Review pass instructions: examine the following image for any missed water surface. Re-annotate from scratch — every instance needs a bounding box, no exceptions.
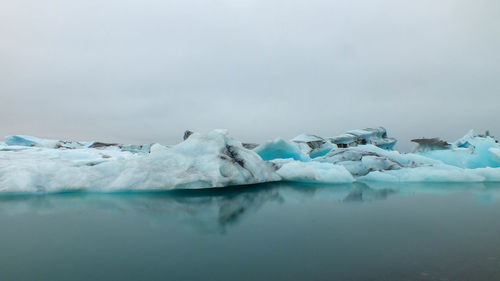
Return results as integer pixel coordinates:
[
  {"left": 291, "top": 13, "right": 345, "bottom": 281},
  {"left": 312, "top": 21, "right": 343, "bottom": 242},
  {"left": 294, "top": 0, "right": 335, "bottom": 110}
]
[{"left": 1, "top": 182, "right": 500, "bottom": 281}]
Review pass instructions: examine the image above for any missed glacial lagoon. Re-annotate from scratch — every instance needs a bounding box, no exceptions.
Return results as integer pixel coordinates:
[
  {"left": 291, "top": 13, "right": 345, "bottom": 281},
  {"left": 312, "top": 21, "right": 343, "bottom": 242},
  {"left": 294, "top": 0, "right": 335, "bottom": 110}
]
[{"left": 1, "top": 182, "right": 500, "bottom": 281}]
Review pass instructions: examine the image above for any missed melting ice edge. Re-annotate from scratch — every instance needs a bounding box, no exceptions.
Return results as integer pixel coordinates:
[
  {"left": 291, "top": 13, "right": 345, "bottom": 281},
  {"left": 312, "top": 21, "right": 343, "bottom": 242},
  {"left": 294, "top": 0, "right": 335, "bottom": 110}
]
[{"left": 1, "top": 127, "right": 500, "bottom": 192}]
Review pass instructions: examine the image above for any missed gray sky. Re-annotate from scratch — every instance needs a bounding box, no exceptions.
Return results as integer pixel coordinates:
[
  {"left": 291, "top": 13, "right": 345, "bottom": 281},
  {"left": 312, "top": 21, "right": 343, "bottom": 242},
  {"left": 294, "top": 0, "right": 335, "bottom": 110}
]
[{"left": 1, "top": 0, "right": 499, "bottom": 150}]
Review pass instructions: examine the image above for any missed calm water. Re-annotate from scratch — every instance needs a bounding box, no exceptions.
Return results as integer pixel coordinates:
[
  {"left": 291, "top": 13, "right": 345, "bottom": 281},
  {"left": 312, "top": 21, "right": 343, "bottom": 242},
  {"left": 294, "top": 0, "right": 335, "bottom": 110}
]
[{"left": 1, "top": 182, "right": 500, "bottom": 281}]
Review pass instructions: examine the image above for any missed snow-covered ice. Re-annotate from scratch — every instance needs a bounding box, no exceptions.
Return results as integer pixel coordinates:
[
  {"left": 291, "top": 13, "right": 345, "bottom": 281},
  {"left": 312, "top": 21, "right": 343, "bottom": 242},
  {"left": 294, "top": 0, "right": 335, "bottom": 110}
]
[
  {"left": 1, "top": 128, "right": 500, "bottom": 192},
  {"left": 0, "top": 130, "right": 280, "bottom": 192}
]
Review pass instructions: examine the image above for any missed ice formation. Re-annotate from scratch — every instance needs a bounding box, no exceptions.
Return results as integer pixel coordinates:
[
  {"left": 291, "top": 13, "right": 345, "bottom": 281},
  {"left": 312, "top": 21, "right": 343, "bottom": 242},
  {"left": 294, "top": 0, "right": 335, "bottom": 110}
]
[
  {"left": 1, "top": 127, "right": 500, "bottom": 192},
  {"left": 0, "top": 130, "right": 279, "bottom": 192}
]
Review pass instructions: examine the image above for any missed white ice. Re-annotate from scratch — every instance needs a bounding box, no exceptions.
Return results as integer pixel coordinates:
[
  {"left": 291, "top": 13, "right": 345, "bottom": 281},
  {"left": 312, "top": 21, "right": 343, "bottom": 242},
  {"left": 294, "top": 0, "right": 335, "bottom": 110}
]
[
  {"left": 272, "top": 159, "right": 354, "bottom": 184},
  {"left": 0, "top": 130, "right": 280, "bottom": 192},
  {"left": 1, "top": 129, "right": 500, "bottom": 192}
]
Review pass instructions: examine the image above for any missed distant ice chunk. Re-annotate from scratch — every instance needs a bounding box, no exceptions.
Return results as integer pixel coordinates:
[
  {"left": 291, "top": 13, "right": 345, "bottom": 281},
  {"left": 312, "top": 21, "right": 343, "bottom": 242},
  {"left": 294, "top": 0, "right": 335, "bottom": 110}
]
[
  {"left": 330, "top": 127, "right": 397, "bottom": 150},
  {"left": 5, "top": 135, "right": 62, "bottom": 148},
  {"left": 418, "top": 132, "right": 500, "bottom": 168},
  {"left": 411, "top": 138, "right": 451, "bottom": 152},
  {"left": 4, "top": 135, "right": 152, "bottom": 153},
  {"left": 455, "top": 130, "right": 478, "bottom": 148}
]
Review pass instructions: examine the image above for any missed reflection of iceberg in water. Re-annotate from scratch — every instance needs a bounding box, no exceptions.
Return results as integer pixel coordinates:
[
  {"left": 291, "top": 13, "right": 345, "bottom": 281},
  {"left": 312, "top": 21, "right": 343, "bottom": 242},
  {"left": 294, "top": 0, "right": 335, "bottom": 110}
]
[
  {"left": 2, "top": 182, "right": 500, "bottom": 233},
  {"left": 168, "top": 185, "right": 285, "bottom": 229},
  {"left": 362, "top": 181, "right": 500, "bottom": 206},
  {"left": 0, "top": 185, "right": 285, "bottom": 233},
  {"left": 216, "top": 188, "right": 282, "bottom": 226},
  {"left": 343, "top": 184, "right": 396, "bottom": 202}
]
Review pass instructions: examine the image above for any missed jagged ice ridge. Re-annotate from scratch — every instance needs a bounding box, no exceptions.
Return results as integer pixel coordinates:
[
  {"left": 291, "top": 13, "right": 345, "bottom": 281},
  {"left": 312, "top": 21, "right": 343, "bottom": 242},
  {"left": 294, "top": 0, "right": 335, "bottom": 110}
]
[{"left": 1, "top": 127, "right": 500, "bottom": 192}]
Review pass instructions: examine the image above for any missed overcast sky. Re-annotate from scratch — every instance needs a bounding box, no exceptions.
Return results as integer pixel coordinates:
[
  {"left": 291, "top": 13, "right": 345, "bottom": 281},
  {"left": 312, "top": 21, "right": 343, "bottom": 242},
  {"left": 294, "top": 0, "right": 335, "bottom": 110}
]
[{"left": 1, "top": 0, "right": 499, "bottom": 150}]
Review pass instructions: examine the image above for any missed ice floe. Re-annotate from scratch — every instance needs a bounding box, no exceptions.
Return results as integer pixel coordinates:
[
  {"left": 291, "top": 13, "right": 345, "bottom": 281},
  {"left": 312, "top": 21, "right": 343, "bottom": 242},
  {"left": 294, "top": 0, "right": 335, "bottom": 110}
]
[{"left": 1, "top": 127, "right": 500, "bottom": 192}]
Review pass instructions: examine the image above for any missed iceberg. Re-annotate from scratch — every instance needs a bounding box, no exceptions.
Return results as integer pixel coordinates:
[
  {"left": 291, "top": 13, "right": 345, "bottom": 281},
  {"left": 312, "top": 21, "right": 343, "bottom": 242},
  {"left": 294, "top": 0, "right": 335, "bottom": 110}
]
[
  {"left": 5, "top": 135, "right": 77, "bottom": 148},
  {"left": 1, "top": 127, "right": 500, "bottom": 192},
  {"left": 4, "top": 135, "right": 151, "bottom": 153},
  {"left": 330, "top": 127, "right": 397, "bottom": 150},
  {"left": 416, "top": 130, "right": 500, "bottom": 169},
  {"left": 255, "top": 127, "right": 397, "bottom": 161},
  {"left": 0, "top": 130, "right": 279, "bottom": 192}
]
